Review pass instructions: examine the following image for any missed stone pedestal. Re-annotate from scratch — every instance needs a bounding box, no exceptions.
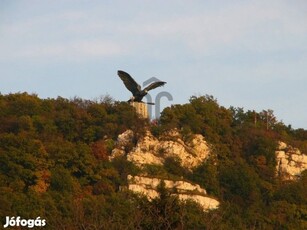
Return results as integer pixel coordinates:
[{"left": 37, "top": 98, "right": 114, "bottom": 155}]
[{"left": 130, "top": 102, "right": 148, "bottom": 119}]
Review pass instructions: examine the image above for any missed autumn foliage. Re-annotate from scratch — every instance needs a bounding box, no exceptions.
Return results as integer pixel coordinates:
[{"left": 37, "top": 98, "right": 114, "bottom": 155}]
[{"left": 0, "top": 93, "right": 306, "bottom": 229}]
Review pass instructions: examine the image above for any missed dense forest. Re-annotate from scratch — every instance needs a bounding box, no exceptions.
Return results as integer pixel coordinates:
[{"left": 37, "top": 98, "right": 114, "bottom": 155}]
[{"left": 0, "top": 92, "right": 306, "bottom": 229}]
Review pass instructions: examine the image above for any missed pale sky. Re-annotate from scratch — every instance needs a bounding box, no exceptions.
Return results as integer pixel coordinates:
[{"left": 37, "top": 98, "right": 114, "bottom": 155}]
[{"left": 0, "top": 0, "right": 306, "bottom": 128}]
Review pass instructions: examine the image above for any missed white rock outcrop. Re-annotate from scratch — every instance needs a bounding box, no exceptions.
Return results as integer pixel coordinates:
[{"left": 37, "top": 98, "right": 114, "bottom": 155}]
[
  {"left": 276, "top": 141, "right": 307, "bottom": 180},
  {"left": 111, "top": 129, "right": 211, "bottom": 169},
  {"left": 117, "top": 129, "right": 134, "bottom": 146},
  {"left": 127, "top": 175, "right": 219, "bottom": 211},
  {"left": 109, "top": 130, "right": 134, "bottom": 160}
]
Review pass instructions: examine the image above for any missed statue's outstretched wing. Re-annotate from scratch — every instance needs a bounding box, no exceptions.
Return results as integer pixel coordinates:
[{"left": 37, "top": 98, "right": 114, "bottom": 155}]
[
  {"left": 144, "top": 81, "right": 166, "bottom": 92},
  {"left": 117, "top": 70, "right": 141, "bottom": 95}
]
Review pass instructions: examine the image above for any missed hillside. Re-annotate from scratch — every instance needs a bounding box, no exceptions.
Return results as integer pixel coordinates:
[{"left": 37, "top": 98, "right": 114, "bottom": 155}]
[{"left": 0, "top": 93, "right": 306, "bottom": 229}]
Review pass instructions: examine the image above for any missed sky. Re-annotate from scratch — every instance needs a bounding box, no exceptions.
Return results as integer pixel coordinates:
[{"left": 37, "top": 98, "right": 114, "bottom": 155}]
[{"left": 0, "top": 0, "right": 306, "bottom": 128}]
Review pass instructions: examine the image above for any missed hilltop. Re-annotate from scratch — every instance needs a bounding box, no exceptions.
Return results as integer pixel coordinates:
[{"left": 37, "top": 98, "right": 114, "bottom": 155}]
[{"left": 0, "top": 92, "right": 306, "bottom": 229}]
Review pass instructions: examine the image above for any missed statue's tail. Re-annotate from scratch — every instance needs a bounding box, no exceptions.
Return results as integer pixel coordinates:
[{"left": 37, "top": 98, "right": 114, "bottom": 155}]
[{"left": 128, "top": 100, "right": 155, "bottom": 105}]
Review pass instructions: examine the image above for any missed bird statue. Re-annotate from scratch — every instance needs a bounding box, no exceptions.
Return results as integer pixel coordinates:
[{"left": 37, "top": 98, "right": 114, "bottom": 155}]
[{"left": 117, "top": 70, "right": 166, "bottom": 105}]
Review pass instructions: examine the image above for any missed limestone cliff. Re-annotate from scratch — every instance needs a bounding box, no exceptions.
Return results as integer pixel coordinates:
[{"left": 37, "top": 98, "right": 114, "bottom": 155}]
[
  {"left": 110, "top": 130, "right": 307, "bottom": 214},
  {"left": 110, "top": 129, "right": 217, "bottom": 211},
  {"left": 276, "top": 141, "right": 307, "bottom": 180},
  {"left": 127, "top": 175, "right": 219, "bottom": 211},
  {"left": 110, "top": 129, "right": 211, "bottom": 169}
]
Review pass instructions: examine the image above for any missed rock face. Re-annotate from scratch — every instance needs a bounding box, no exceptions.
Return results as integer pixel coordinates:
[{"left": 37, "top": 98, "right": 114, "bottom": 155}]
[
  {"left": 111, "top": 130, "right": 219, "bottom": 211},
  {"left": 276, "top": 141, "right": 307, "bottom": 180},
  {"left": 117, "top": 129, "right": 134, "bottom": 146},
  {"left": 127, "top": 175, "right": 219, "bottom": 211},
  {"left": 111, "top": 129, "right": 211, "bottom": 169},
  {"left": 109, "top": 130, "right": 134, "bottom": 160}
]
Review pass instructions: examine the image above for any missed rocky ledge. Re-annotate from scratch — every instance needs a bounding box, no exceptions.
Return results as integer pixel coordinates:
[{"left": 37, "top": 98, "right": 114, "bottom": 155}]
[
  {"left": 276, "top": 141, "right": 307, "bottom": 180},
  {"left": 127, "top": 175, "right": 219, "bottom": 211},
  {"left": 110, "top": 129, "right": 211, "bottom": 169}
]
